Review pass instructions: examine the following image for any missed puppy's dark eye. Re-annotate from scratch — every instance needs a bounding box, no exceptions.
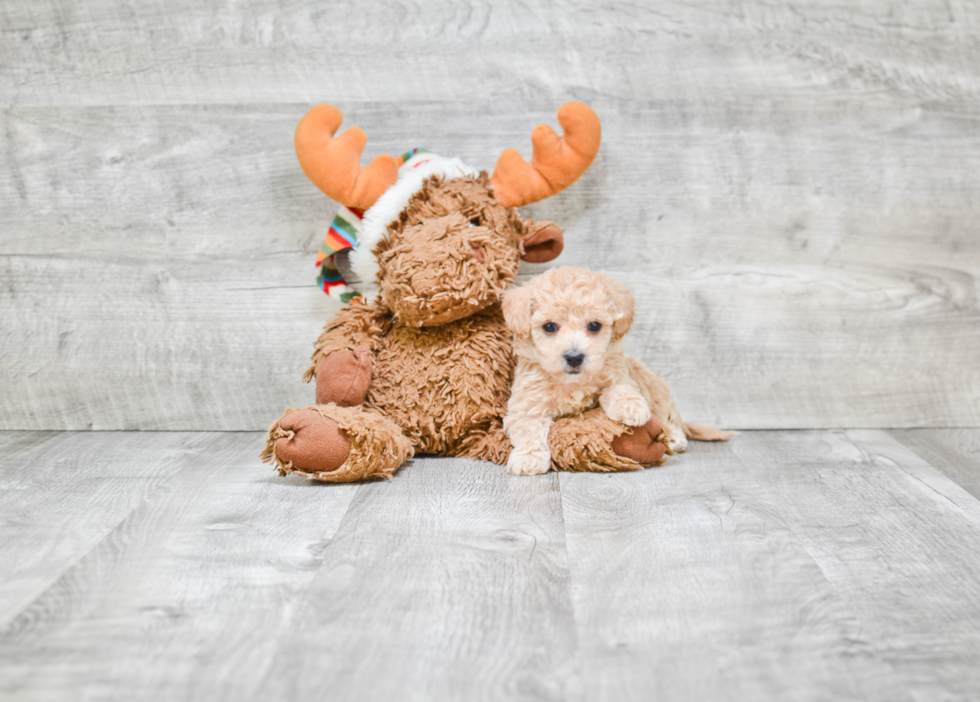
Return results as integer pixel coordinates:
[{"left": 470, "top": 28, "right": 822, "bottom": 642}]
[
  {"left": 587, "top": 321, "right": 602, "bottom": 333},
  {"left": 543, "top": 322, "right": 558, "bottom": 334},
  {"left": 469, "top": 218, "right": 480, "bottom": 227}
]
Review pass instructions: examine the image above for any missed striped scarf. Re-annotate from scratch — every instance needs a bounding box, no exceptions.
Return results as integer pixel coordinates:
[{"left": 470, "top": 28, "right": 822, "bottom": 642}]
[{"left": 316, "top": 148, "right": 429, "bottom": 302}]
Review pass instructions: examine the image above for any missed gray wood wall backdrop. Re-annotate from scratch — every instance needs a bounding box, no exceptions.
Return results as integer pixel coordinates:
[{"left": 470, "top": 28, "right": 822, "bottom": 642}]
[{"left": 1, "top": 0, "right": 978, "bottom": 431}]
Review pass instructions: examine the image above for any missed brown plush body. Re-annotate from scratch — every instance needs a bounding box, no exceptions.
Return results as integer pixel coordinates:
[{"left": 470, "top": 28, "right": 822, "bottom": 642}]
[
  {"left": 331, "top": 302, "right": 514, "bottom": 460},
  {"left": 262, "top": 298, "right": 666, "bottom": 481},
  {"left": 261, "top": 103, "right": 670, "bottom": 481}
]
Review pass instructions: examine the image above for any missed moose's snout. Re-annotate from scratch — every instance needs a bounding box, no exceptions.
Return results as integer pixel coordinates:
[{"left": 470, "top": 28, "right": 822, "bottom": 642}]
[
  {"left": 379, "top": 204, "right": 523, "bottom": 327},
  {"left": 564, "top": 351, "right": 585, "bottom": 369}
]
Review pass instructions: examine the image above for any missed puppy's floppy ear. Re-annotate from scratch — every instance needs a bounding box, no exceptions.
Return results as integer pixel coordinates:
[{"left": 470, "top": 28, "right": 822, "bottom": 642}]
[
  {"left": 520, "top": 220, "right": 564, "bottom": 263},
  {"left": 502, "top": 283, "right": 534, "bottom": 339},
  {"left": 604, "top": 275, "right": 635, "bottom": 340}
]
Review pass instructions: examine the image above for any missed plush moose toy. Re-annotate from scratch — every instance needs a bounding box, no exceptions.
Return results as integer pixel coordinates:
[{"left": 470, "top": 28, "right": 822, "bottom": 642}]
[{"left": 261, "top": 102, "right": 670, "bottom": 481}]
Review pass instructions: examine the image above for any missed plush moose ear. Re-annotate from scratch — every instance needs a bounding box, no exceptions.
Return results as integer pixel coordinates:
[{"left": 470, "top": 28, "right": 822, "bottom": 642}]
[
  {"left": 521, "top": 221, "right": 564, "bottom": 263},
  {"left": 501, "top": 283, "right": 535, "bottom": 340},
  {"left": 604, "top": 275, "right": 635, "bottom": 340}
]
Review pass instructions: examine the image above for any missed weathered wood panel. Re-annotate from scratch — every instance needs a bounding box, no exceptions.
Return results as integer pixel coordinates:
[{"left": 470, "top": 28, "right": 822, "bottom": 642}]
[
  {"left": 0, "top": 449, "right": 579, "bottom": 701},
  {"left": 2, "top": 102, "right": 978, "bottom": 429},
  {"left": 3, "top": 430, "right": 980, "bottom": 700},
  {"left": 255, "top": 458, "right": 579, "bottom": 702},
  {"left": 3, "top": 251, "right": 977, "bottom": 430},
  {"left": 4, "top": 101, "right": 979, "bottom": 268},
  {"left": 0, "top": 431, "right": 360, "bottom": 701},
  {"left": 891, "top": 428, "right": 980, "bottom": 500},
  {"left": 2, "top": 1, "right": 979, "bottom": 107},
  {"left": 559, "top": 429, "right": 980, "bottom": 701},
  {"left": 0, "top": 251, "right": 333, "bottom": 430},
  {"left": 2, "top": 0, "right": 980, "bottom": 430},
  {"left": 0, "top": 431, "right": 206, "bottom": 626}
]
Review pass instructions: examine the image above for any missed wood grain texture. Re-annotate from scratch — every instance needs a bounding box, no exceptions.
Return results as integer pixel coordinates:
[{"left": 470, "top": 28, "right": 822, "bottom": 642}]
[
  {"left": 558, "top": 429, "right": 980, "bottom": 701},
  {"left": 2, "top": 1, "right": 979, "bottom": 107},
  {"left": 2, "top": 430, "right": 980, "bottom": 700},
  {"left": 0, "top": 250, "right": 333, "bottom": 430},
  {"left": 890, "top": 428, "right": 980, "bottom": 500},
  {"left": 254, "top": 457, "right": 580, "bottom": 702},
  {"left": 2, "top": 0, "right": 980, "bottom": 430},
  {"left": 4, "top": 250, "right": 977, "bottom": 430},
  {"left": 0, "top": 431, "right": 360, "bottom": 701},
  {"left": 0, "top": 431, "right": 205, "bottom": 626}
]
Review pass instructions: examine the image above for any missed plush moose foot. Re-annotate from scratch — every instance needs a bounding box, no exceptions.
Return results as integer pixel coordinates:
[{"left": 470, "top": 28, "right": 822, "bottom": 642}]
[
  {"left": 272, "top": 408, "right": 351, "bottom": 473},
  {"left": 261, "top": 404, "right": 413, "bottom": 482},
  {"left": 456, "top": 420, "right": 512, "bottom": 465},
  {"left": 548, "top": 408, "right": 669, "bottom": 472},
  {"left": 314, "top": 346, "right": 372, "bottom": 406},
  {"left": 612, "top": 417, "right": 669, "bottom": 465}
]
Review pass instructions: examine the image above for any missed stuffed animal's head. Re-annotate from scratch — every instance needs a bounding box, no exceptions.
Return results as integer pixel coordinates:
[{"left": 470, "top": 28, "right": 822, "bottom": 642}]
[
  {"left": 371, "top": 174, "right": 566, "bottom": 326},
  {"left": 295, "top": 103, "right": 601, "bottom": 327}
]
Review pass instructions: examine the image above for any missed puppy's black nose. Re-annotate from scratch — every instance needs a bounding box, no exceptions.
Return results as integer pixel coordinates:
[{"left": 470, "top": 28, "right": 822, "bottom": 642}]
[{"left": 564, "top": 351, "right": 585, "bottom": 368}]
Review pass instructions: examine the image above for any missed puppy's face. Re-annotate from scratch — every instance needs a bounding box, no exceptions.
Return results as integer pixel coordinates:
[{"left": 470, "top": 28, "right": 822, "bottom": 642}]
[
  {"left": 503, "top": 267, "right": 635, "bottom": 383},
  {"left": 528, "top": 299, "right": 616, "bottom": 379}
]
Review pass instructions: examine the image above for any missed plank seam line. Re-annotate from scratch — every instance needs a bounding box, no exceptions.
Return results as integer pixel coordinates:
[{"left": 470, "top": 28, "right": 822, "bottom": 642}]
[{"left": 555, "top": 472, "right": 587, "bottom": 672}]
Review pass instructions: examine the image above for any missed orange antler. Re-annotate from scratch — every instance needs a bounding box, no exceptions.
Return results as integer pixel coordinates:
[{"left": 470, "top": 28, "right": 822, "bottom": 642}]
[
  {"left": 294, "top": 104, "right": 399, "bottom": 211},
  {"left": 490, "top": 102, "right": 601, "bottom": 208}
]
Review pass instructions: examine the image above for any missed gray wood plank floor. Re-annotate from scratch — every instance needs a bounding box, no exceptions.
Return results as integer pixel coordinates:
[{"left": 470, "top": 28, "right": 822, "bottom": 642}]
[{"left": 2, "top": 430, "right": 979, "bottom": 701}]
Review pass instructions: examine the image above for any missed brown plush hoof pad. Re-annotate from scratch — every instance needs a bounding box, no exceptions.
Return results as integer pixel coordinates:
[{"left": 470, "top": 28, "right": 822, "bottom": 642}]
[
  {"left": 276, "top": 409, "right": 351, "bottom": 473},
  {"left": 315, "top": 346, "right": 372, "bottom": 407},
  {"left": 611, "top": 417, "right": 667, "bottom": 466}
]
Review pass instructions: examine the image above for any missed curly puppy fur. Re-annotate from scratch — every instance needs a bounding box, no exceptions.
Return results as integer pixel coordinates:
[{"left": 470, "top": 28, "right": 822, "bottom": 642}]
[{"left": 502, "top": 267, "right": 734, "bottom": 476}]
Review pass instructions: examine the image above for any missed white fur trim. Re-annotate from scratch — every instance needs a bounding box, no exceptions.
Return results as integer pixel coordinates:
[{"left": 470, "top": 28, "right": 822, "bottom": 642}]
[{"left": 348, "top": 155, "right": 479, "bottom": 300}]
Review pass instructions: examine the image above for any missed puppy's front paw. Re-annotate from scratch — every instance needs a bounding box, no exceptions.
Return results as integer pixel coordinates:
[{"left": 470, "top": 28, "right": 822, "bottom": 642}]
[
  {"left": 508, "top": 452, "right": 552, "bottom": 476},
  {"left": 605, "top": 394, "right": 652, "bottom": 427}
]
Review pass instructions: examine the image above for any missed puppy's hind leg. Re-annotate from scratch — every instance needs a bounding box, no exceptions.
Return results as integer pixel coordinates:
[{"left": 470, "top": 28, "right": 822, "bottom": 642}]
[
  {"left": 625, "top": 357, "right": 735, "bottom": 447},
  {"left": 625, "top": 357, "right": 689, "bottom": 453}
]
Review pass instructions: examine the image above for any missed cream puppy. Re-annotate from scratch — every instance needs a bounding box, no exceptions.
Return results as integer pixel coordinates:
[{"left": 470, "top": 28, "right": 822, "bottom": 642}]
[{"left": 502, "top": 267, "right": 726, "bottom": 476}]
